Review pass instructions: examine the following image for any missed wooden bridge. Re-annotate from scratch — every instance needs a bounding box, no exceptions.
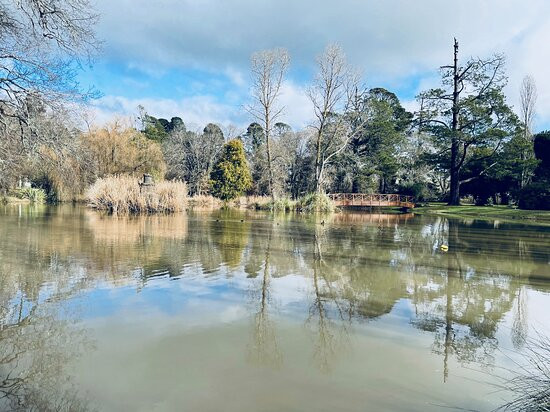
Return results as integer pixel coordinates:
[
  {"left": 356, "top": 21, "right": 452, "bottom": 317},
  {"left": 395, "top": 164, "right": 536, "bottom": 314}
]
[{"left": 328, "top": 193, "right": 415, "bottom": 209}]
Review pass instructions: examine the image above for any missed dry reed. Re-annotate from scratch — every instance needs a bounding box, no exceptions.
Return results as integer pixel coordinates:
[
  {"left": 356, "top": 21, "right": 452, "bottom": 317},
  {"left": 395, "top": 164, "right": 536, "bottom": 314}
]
[{"left": 86, "top": 175, "right": 187, "bottom": 214}]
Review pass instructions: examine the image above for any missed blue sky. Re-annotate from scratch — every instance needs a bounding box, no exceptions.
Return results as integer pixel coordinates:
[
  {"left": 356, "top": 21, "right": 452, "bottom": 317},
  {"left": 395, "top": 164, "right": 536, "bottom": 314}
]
[{"left": 80, "top": 0, "right": 550, "bottom": 132}]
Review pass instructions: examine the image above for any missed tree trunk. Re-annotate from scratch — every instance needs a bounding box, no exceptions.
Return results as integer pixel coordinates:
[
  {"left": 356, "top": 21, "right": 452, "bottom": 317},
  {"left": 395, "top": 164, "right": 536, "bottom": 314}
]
[
  {"left": 449, "top": 39, "right": 461, "bottom": 206},
  {"left": 449, "top": 142, "right": 460, "bottom": 205},
  {"left": 315, "top": 129, "right": 322, "bottom": 194},
  {"left": 265, "top": 112, "right": 275, "bottom": 201}
]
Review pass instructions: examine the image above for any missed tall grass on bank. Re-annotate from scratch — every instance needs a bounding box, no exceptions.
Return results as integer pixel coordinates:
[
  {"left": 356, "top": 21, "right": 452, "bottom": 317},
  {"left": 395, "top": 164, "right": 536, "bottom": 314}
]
[
  {"left": 255, "top": 193, "right": 335, "bottom": 213},
  {"left": 295, "top": 193, "right": 334, "bottom": 213},
  {"left": 10, "top": 187, "right": 46, "bottom": 203},
  {"left": 496, "top": 333, "right": 550, "bottom": 411},
  {"left": 188, "top": 195, "right": 271, "bottom": 210},
  {"left": 86, "top": 175, "right": 187, "bottom": 214}
]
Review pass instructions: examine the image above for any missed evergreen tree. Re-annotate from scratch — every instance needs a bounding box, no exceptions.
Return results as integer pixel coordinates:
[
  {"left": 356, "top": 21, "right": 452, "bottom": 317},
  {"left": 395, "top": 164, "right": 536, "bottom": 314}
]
[
  {"left": 418, "top": 39, "right": 518, "bottom": 204},
  {"left": 519, "top": 131, "right": 550, "bottom": 209},
  {"left": 210, "top": 139, "right": 252, "bottom": 201}
]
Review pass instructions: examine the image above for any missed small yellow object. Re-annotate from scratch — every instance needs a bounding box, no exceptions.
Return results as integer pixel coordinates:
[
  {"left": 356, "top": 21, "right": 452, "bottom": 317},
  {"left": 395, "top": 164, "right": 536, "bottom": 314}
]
[{"left": 440, "top": 245, "right": 449, "bottom": 252}]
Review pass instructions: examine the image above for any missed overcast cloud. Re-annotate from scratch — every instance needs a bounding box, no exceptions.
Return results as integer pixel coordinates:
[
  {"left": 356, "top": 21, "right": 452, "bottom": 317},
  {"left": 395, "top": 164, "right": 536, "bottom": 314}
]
[{"left": 88, "top": 0, "right": 550, "bottom": 130}]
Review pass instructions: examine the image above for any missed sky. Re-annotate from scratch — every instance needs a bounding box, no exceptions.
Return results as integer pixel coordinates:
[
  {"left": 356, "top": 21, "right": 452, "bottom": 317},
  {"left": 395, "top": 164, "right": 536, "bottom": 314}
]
[{"left": 80, "top": 0, "right": 550, "bottom": 133}]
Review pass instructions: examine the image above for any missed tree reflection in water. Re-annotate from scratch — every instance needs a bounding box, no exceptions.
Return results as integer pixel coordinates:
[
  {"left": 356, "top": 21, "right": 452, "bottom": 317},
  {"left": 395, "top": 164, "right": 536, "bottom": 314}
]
[
  {"left": 247, "top": 222, "right": 282, "bottom": 367},
  {"left": 411, "top": 219, "right": 519, "bottom": 382},
  {"left": 239, "top": 211, "right": 542, "bottom": 380},
  {"left": 0, "top": 205, "right": 548, "bottom": 406},
  {"left": 306, "top": 223, "right": 353, "bottom": 373},
  {"left": 0, "top": 284, "right": 92, "bottom": 411}
]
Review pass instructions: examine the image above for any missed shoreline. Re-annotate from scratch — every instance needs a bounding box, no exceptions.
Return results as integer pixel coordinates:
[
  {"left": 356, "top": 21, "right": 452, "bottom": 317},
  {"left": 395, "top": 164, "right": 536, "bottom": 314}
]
[{"left": 413, "top": 203, "right": 550, "bottom": 226}]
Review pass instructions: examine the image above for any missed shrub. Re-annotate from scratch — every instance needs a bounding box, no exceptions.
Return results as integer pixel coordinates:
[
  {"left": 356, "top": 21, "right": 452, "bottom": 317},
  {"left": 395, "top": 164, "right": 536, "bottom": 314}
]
[
  {"left": 497, "top": 332, "right": 550, "bottom": 411},
  {"left": 188, "top": 194, "right": 222, "bottom": 209},
  {"left": 86, "top": 175, "right": 187, "bottom": 214},
  {"left": 266, "top": 197, "right": 296, "bottom": 212},
  {"left": 296, "top": 193, "right": 335, "bottom": 213},
  {"left": 232, "top": 195, "right": 270, "bottom": 209},
  {"left": 11, "top": 187, "right": 46, "bottom": 203}
]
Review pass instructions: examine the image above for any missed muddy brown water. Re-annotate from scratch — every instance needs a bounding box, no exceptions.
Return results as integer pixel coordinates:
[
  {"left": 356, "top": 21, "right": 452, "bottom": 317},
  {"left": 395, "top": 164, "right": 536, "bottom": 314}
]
[{"left": 1, "top": 204, "right": 549, "bottom": 411}]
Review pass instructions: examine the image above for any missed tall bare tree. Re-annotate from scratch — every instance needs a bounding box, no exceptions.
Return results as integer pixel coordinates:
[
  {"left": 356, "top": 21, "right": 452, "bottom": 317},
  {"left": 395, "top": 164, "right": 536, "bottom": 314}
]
[
  {"left": 307, "top": 44, "right": 362, "bottom": 193},
  {"left": 520, "top": 75, "right": 537, "bottom": 139},
  {"left": 519, "top": 75, "right": 537, "bottom": 188},
  {"left": 0, "top": 0, "right": 99, "bottom": 190},
  {"left": 247, "top": 48, "right": 290, "bottom": 200}
]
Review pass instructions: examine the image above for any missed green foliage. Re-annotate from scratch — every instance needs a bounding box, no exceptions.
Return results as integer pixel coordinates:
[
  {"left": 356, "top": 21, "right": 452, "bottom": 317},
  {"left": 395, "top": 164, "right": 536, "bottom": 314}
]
[
  {"left": 11, "top": 187, "right": 46, "bottom": 203},
  {"left": 242, "top": 122, "right": 269, "bottom": 195},
  {"left": 139, "top": 110, "right": 185, "bottom": 142},
  {"left": 533, "top": 131, "right": 550, "bottom": 181},
  {"left": 418, "top": 49, "right": 519, "bottom": 204},
  {"left": 518, "top": 132, "right": 550, "bottom": 210},
  {"left": 346, "top": 88, "right": 412, "bottom": 193},
  {"left": 263, "top": 197, "right": 296, "bottom": 212},
  {"left": 398, "top": 182, "right": 432, "bottom": 202},
  {"left": 518, "top": 182, "right": 550, "bottom": 210},
  {"left": 210, "top": 139, "right": 252, "bottom": 201}
]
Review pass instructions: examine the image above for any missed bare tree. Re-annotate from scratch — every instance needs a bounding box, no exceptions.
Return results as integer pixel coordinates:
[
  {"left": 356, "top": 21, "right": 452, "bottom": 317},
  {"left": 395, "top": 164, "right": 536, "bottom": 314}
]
[
  {"left": 0, "top": 0, "right": 99, "bottom": 190},
  {"left": 0, "top": 0, "right": 99, "bottom": 116},
  {"left": 520, "top": 75, "right": 537, "bottom": 139},
  {"left": 247, "top": 48, "right": 290, "bottom": 200},
  {"left": 519, "top": 75, "right": 537, "bottom": 188},
  {"left": 163, "top": 125, "right": 224, "bottom": 195},
  {"left": 307, "top": 44, "right": 362, "bottom": 193}
]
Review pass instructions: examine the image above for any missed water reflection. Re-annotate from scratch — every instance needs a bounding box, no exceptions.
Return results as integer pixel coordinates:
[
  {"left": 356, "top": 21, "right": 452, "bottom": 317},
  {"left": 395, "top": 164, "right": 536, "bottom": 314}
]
[
  {"left": 0, "top": 266, "right": 92, "bottom": 410},
  {"left": 0, "top": 204, "right": 549, "bottom": 410},
  {"left": 306, "top": 224, "right": 353, "bottom": 373},
  {"left": 247, "top": 223, "right": 282, "bottom": 367}
]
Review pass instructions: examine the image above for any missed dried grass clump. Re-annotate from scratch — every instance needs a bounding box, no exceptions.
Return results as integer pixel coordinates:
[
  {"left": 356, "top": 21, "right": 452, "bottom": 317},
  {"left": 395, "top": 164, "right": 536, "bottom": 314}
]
[
  {"left": 496, "top": 332, "right": 550, "bottom": 411},
  {"left": 86, "top": 175, "right": 187, "bottom": 214},
  {"left": 188, "top": 194, "right": 222, "bottom": 209},
  {"left": 232, "top": 195, "right": 270, "bottom": 209}
]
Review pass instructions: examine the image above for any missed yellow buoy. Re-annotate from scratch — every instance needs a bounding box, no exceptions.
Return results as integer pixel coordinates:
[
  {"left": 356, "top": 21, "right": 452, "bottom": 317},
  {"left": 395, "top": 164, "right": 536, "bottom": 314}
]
[{"left": 440, "top": 245, "right": 449, "bottom": 252}]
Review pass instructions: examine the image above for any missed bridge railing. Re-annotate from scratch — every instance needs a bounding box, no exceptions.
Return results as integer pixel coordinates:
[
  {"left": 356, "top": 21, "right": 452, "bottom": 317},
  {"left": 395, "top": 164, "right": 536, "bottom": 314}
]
[{"left": 327, "top": 193, "right": 415, "bottom": 206}]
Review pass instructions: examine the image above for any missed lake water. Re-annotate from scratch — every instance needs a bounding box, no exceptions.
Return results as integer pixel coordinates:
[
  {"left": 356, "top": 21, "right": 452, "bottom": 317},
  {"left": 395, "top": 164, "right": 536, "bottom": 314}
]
[{"left": 1, "top": 204, "right": 549, "bottom": 411}]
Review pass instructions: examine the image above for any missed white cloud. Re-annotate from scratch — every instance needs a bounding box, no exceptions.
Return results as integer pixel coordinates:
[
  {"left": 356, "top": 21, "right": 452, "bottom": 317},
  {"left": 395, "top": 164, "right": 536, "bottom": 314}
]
[
  {"left": 89, "top": 94, "right": 246, "bottom": 130},
  {"left": 93, "top": 0, "right": 550, "bottom": 128},
  {"left": 278, "top": 81, "right": 315, "bottom": 130},
  {"left": 90, "top": 81, "right": 316, "bottom": 131}
]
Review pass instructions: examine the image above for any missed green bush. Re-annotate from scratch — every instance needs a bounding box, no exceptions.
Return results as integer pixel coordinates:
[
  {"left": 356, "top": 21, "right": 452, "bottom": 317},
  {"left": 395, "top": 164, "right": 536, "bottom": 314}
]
[
  {"left": 12, "top": 187, "right": 46, "bottom": 203},
  {"left": 399, "top": 182, "right": 431, "bottom": 202},
  {"left": 518, "top": 182, "right": 550, "bottom": 210},
  {"left": 264, "top": 197, "right": 296, "bottom": 212}
]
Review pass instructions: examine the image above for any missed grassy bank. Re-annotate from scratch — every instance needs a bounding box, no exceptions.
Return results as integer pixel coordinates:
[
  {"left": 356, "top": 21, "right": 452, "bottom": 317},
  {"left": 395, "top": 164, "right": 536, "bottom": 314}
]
[
  {"left": 188, "top": 193, "right": 335, "bottom": 213},
  {"left": 414, "top": 203, "right": 550, "bottom": 225},
  {"left": 1, "top": 188, "right": 46, "bottom": 204},
  {"left": 255, "top": 193, "right": 335, "bottom": 213}
]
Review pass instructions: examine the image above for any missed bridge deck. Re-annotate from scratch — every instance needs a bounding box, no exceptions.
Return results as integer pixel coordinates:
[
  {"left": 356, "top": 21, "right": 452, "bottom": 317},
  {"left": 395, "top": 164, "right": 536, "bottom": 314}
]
[{"left": 328, "top": 193, "right": 415, "bottom": 209}]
